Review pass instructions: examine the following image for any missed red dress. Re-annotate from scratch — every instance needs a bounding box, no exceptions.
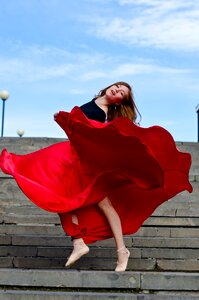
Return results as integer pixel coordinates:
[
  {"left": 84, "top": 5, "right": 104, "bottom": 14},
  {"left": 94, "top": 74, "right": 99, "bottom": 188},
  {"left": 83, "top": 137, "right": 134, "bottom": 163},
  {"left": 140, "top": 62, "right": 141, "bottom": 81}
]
[{"left": 0, "top": 106, "right": 192, "bottom": 244}]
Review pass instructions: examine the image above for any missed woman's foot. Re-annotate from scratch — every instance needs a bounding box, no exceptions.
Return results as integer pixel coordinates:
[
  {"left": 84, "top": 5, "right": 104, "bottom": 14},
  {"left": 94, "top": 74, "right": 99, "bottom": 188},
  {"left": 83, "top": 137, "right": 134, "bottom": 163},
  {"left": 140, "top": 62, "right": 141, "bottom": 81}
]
[
  {"left": 115, "top": 246, "right": 130, "bottom": 272},
  {"left": 65, "top": 238, "right": 89, "bottom": 267}
]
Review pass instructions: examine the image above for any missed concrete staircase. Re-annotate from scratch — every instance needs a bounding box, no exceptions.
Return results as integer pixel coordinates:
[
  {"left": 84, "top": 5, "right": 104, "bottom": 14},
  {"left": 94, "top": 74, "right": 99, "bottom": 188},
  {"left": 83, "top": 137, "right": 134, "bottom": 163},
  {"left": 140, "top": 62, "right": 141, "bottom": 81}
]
[{"left": 0, "top": 137, "right": 198, "bottom": 299}]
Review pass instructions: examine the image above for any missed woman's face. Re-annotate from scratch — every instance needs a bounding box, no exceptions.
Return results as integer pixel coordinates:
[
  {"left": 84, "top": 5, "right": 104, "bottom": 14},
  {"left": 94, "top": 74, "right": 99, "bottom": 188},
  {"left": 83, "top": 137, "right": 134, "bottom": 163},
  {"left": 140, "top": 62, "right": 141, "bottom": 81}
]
[{"left": 105, "top": 84, "right": 129, "bottom": 105}]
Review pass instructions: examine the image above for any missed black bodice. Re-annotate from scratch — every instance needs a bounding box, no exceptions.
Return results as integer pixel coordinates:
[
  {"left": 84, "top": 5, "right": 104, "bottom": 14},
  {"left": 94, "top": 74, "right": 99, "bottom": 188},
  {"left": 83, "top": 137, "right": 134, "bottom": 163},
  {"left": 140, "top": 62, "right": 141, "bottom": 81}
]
[{"left": 80, "top": 99, "right": 106, "bottom": 123}]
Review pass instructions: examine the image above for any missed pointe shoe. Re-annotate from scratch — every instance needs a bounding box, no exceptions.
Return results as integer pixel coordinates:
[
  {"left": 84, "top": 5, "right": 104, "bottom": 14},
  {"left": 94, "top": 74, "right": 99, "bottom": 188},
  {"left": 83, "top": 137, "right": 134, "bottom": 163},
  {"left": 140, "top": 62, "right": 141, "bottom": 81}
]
[
  {"left": 65, "top": 238, "right": 89, "bottom": 267},
  {"left": 115, "top": 246, "right": 130, "bottom": 272}
]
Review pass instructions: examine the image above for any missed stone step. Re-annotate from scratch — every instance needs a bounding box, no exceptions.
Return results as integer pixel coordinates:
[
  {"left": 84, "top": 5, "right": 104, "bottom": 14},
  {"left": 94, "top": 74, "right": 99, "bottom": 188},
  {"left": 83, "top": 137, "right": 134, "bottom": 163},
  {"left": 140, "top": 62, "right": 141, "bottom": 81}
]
[
  {"left": 0, "top": 269, "right": 198, "bottom": 291},
  {"left": 1, "top": 234, "right": 198, "bottom": 249},
  {"left": 4, "top": 205, "right": 199, "bottom": 218},
  {"left": 0, "top": 234, "right": 132, "bottom": 247},
  {"left": 2, "top": 206, "right": 199, "bottom": 222},
  {"left": 2, "top": 254, "right": 199, "bottom": 272},
  {"left": 1, "top": 224, "right": 199, "bottom": 238},
  {"left": 0, "top": 224, "right": 65, "bottom": 235},
  {"left": 0, "top": 179, "right": 34, "bottom": 202},
  {"left": 144, "top": 217, "right": 199, "bottom": 226},
  {"left": 5, "top": 206, "right": 52, "bottom": 215},
  {"left": 0, "top": 137, "right": 66, "bottom": 153},
  {"left": 131, "top": 237, "right": 199, "bottom": 248},
  {"left": 0, "top": 246, "right": 198, "bottom": 271},
  {"left": 0, "top": 257, "right": 156, "bottom": 271},
  {"left": 3, "top": 291, "right": 199, "bottom": 300},
  {"left": 0, "top": 245, "right": 140, "bottom": 259},
  {"left": 0, "top": 205, "right": 199, "bottom": 220},
  {"left": 1, "top": 290, "right": 198, "bottom": 300},
  {"left": 2, "top": 213, "right": 199, "bottom": 226},
  {"left": 1, "top": 256, "right": 199, "bottom": 272},
  {"left": 3, "top": 214, "right": 61, "bottom": 224},
  {"left": 0, "top": 245, "right": 198, "bottom": 260}
]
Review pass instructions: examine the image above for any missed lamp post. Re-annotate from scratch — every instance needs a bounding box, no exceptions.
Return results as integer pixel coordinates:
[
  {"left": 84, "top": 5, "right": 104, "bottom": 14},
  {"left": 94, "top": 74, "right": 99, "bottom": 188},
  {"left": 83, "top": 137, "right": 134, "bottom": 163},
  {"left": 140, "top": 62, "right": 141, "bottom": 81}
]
[
  {"left": 0, "top": 90, "right": 9, "bottom": 137},
  {"left": 196, "top": 104, "right": 199, "bottom": 142}
]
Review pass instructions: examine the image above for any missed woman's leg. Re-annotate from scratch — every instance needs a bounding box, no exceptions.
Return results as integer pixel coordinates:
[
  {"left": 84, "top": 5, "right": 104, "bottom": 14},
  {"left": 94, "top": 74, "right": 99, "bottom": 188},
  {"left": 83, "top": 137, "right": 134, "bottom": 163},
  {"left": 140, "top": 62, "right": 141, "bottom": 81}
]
[
  {"left": 65, "top": 214, "right": 89, "bottom": 267},
  {"left": 98, "top": 196, "right": 130, "bottom": 272},
  {"left": 98, "top": 197, "right": 124, "bottom": 249}
]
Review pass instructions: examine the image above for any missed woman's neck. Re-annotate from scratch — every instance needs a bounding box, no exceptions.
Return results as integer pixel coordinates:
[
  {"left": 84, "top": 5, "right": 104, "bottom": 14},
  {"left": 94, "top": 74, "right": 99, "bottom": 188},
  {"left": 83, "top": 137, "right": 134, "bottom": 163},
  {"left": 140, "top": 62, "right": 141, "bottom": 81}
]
[{"left": 94, "top": 96, "right": 109, "bottom": 115}]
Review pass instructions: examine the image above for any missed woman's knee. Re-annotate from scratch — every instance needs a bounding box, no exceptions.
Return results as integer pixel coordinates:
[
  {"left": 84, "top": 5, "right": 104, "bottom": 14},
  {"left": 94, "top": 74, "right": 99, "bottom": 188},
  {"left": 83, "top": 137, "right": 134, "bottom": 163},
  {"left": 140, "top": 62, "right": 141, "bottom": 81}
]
[
  {"left": 72, "top": 213, "right": 79, "bottom": 225},
  {"left": 98, "top": 197, "right": 112, "bottom": 211}
]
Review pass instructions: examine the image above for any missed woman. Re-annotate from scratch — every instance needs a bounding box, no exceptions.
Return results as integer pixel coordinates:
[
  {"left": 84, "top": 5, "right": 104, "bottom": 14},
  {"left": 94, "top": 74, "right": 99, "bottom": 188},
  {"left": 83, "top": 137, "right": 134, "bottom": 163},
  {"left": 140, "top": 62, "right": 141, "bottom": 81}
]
[
  {"left": 0, "top": 82, "right": 192, "bottom": 272},
  {"left": 58, "top": 82, "right": 140, "bottom": 271}
]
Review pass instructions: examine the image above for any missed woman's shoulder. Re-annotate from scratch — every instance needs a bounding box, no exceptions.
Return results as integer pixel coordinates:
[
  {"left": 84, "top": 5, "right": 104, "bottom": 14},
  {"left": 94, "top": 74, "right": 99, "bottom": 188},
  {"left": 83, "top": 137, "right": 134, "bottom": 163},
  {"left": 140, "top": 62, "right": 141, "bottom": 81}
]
[{"left": 80, "top": 99, "right": 95, "bottom": 110}]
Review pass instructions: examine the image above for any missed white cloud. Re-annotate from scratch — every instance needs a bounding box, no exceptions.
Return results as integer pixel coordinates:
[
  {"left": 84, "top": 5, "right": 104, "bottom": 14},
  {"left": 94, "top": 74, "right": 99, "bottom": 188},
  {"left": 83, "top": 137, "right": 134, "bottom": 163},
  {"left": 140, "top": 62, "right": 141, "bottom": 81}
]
[
  {"left": 0, "top": 58, "right": 74, "bottom": 82},
  {"left": 157, "top": 120, "right": 177, "bottom": 126},
  {"left": 80, "top": 70, "right": 107, "bottom": 80},
  {"left": 0, "top": 45, "right": 106, "bottom": 83},
  {"left": 89, "top": 0, "right": 199, "bottom": 51},
  {"left": 69, "top": 89, "right": 85, "bottom": 95},
  {"left": 0, "top": 43, "right": 191, "bottom": 84},
  {"left": 119, "top": 0, "right": 197, "bottom": 11},
  {"left": 109, "top": 63, "right": 189, "bottom": 77}
]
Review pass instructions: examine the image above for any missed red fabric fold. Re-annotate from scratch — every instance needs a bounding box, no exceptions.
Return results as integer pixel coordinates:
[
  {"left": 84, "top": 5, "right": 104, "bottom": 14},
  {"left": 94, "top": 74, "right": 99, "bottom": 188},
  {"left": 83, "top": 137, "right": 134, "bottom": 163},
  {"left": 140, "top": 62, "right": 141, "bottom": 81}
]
[{"left": 0, "top": 107, "right": 192, "bottom": 244}]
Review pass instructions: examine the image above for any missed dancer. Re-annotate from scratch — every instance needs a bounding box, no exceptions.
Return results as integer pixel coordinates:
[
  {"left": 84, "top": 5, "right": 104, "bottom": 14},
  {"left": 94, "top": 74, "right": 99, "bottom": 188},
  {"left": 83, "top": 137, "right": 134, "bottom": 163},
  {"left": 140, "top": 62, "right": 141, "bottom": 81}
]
[
  {"left": 59, "top": 82, "right": 139, "bottom": 271},
  {"left": 0, "top": 82, "right": 192, "bottom": 272}
]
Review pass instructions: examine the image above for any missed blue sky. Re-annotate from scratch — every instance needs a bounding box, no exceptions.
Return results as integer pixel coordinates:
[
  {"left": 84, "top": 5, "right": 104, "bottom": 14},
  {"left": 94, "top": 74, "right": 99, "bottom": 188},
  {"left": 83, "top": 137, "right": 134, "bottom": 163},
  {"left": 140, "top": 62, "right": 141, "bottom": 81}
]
[{"left": 0, "top": 0, "right": 199, "bottom": 141}]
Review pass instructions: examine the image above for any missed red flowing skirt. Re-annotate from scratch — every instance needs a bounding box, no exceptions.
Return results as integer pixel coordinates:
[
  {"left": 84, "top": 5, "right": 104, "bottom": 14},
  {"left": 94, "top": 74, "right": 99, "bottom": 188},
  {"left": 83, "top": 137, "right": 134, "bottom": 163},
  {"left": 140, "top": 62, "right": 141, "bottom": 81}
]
[{"left": 0, "top": 107, "right": 192, "bottom": 244}]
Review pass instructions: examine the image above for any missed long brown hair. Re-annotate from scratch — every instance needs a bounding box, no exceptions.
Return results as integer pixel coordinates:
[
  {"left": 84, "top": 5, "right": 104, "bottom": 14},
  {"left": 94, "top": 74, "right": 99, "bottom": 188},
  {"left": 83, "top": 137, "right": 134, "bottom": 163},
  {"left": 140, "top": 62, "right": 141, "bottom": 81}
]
[{"left": 95, "top": 81, "right": 141, "bottom": 123}]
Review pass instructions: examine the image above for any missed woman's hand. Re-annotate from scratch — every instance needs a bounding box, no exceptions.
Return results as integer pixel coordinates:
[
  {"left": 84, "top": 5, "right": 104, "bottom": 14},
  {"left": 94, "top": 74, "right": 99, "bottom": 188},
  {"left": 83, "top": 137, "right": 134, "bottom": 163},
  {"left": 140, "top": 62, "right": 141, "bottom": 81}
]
[{"left": 54, "top": 112, "right": 59, "bottom": 120}]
